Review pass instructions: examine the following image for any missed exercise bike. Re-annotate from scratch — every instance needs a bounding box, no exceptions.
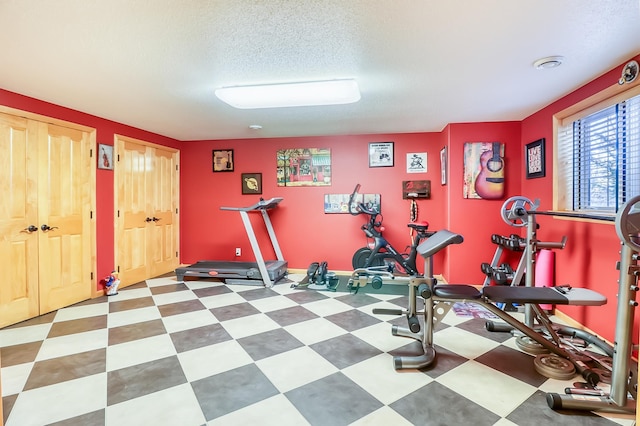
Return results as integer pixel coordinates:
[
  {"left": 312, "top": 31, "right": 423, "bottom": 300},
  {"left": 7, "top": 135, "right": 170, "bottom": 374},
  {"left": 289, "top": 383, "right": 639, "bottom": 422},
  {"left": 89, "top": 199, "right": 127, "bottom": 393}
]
[{"left": 347, "top": 184, "right": 432, "bottom": 292}]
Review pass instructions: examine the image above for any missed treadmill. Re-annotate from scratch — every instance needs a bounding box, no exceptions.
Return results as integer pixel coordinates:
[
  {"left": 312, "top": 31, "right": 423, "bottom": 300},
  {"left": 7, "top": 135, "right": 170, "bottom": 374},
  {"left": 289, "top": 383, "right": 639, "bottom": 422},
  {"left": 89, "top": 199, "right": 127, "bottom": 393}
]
[{"left": 175, "top": 197, "right": 288, "bottom": 287}]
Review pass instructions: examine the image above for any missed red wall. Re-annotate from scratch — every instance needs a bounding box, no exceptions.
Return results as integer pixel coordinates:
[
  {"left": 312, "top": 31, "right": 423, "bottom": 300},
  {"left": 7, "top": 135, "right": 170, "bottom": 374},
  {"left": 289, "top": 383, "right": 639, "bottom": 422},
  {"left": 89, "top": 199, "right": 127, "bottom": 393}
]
[
  {"left": 520, "top": 54, "right": 640, "bottom": 343},
  {"left": 0, "top": 89, "right": 181, "bottom": 289},
  {"left": 180, "top": 133, "right": 448, "bottom": 275}
]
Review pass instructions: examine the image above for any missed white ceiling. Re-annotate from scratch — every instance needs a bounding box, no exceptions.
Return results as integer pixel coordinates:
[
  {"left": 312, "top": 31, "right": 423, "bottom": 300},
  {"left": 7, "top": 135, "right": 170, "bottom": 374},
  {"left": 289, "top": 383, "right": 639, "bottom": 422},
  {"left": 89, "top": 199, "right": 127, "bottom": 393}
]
[{"left": 1, "top": 0, "right": 640, "bottom": 141}]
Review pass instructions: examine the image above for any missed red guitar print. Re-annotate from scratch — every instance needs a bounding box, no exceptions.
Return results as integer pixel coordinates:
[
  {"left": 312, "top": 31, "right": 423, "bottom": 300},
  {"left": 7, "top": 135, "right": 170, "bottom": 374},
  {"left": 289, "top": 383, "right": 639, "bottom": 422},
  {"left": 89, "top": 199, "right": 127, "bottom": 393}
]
[
  {"left": 102, "top": 147, "right": 110, "bottom": 169},
  {"left": 474, "top": 142, "right": 504, "bottom": 199}
]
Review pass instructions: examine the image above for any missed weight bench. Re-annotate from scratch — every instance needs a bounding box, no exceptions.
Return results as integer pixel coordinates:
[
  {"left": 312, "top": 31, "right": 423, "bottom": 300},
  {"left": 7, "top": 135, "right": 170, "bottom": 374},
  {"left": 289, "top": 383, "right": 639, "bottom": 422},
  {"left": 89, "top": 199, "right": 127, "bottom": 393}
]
[{"left": 374, "top": 229, "right": 607, "bottom": 385}]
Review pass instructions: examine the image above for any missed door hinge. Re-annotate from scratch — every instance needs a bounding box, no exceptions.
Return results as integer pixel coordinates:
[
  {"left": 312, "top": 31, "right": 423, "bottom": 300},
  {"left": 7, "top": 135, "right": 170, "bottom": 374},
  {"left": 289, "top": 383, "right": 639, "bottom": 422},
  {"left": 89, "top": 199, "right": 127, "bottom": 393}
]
[
  {"left": 176, "top": 164, "right": 179, "bottom": 171},
  {"left": 117, "top": 154, "right": 120, "bottom": 162},
  {"left": 90, "top": 210, "right": 93, "bottom": 219},
  {"left": 117, "top": 210, "right": 120, "bottom": 218},
  {"left": 91, "top": 272, "right": 94, "bottom": 280},
  {"left": 176, "top": 251, "right": 179, "bottom": 258},
  {"left": 175, "top": 208, "right": 178, "bottom": 214},
  {"left": 117, "top": 265, "right": 120, "bottom": 273},
  {"left": 90, "top": 148, "right": 93, "bottom": 158}
]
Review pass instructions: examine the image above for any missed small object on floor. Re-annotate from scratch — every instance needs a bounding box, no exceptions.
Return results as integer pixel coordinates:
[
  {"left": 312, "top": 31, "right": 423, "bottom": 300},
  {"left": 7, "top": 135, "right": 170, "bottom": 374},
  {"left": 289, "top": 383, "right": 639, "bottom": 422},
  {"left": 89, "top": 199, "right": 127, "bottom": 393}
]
[{"left": 104, "top": 270, "right": 120, "bottom": 296}]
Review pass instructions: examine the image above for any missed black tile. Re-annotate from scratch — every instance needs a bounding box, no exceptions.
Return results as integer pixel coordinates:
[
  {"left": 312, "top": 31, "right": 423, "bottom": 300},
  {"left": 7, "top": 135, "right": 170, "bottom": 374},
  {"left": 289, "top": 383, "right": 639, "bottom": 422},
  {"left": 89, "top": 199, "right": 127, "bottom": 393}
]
[
  {"left": 170, "top": 323, "right": 232, "bottom": 353},
  {"left": 390, "top": 381, "right": 500, "bottom": 425},
  {"left": 191, "top": 363, "right": 279, "bottom": 421},
  {"left": 310, "top": 334, "right": 382, "bottom": 369},
  {"left": 107, "top": 356, "right": 187, "bottom": 406},
  {"left": 285, "top": 372, "right": 383, "bottom": 426},
  {"left": 237, "top": 328, "right": 304, "bottom": 361}
]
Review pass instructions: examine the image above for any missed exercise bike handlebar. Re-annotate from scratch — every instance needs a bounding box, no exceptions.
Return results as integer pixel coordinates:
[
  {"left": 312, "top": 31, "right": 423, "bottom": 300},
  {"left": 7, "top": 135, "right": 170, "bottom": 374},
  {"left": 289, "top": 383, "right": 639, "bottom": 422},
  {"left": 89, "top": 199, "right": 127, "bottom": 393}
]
[{"left": 348, "top": 184, "right": 380, "bottom": 216}]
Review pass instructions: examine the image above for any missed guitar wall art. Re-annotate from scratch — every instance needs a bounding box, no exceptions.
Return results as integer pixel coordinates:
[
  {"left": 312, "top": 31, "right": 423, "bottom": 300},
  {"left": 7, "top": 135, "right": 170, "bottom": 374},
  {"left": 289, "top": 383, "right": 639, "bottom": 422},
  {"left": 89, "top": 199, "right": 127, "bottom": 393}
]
[
  {"left": 463, "top": 142, "right": 505, "bottom": 200},
  {"left": 97, "top": 144, "right": 114, "bottom": 171}
]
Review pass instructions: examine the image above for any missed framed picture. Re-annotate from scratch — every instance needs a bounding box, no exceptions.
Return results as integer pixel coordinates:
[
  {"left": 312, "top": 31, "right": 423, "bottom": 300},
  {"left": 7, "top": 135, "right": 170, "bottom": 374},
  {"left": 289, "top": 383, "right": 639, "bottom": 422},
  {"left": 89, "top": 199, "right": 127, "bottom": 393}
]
[
  {"left": 440, "top": 146, "right": 447, "bottom": 185},
  {"left": 241, "top": 173, "right": 262, "bottom": 194},
  {"left": 406, "top": 152, "right": 427, "bottom": 173},
  {"left": 97, "top": 144, "right": 114, "bottom": 170},
  {"left": 213, "top": 149, "right": 234, "bottom": 172},
  {"left": 525, "top": 138, "right": 545, "bottom": 179},
  {"left": 369, "top": 142, "right": 394, "bottom": 167}
]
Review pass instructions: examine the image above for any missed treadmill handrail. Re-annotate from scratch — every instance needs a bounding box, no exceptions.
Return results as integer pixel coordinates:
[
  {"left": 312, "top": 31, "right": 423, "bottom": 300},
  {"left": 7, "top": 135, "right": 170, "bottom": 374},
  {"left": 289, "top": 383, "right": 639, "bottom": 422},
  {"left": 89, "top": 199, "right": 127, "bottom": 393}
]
[{"left": 220, "top": 197, "right": 284, "bottom": 212}]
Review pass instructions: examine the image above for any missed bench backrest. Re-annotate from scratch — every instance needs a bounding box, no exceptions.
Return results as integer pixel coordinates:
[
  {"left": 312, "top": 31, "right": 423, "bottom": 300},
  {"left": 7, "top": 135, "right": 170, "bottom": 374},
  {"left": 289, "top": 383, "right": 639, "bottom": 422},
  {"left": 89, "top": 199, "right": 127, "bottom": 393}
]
[{"left": 417, "top": 229, "right": 464, "bottom": 259}]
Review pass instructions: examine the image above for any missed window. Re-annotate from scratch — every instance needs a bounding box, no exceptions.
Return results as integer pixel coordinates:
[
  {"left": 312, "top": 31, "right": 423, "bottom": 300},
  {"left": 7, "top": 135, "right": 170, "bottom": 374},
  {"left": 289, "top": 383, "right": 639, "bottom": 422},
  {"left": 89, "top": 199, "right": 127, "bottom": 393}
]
[{"left": 557, "top": 92, "right": 640, "bottom": 214}]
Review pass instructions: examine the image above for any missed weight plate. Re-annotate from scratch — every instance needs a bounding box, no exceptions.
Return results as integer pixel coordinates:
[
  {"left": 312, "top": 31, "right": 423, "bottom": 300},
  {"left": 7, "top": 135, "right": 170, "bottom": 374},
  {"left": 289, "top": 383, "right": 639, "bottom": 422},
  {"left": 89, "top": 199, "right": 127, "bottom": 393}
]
[
  {"left": 501, "top": 196, "right": 534, "bottom": 227},
  {"left": 516, "top": 335, "right": 550, "bottom": 355},
  {"left": 592, "top": 368, "right": 612, "bottom": 384},
  {"left": 615, "top": 195, "right": 640, "bottom": 252},
  {"left": 534, "top": 354, "right": 576, "bottom": 380}
]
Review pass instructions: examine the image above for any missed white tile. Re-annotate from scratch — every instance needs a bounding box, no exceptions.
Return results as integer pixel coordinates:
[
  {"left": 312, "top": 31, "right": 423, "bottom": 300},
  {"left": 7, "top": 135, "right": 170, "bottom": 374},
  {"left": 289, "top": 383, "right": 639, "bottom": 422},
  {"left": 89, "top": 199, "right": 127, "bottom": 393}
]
[
  {"left": 0, "top": 324, "right": 51, "bottom": 347},
  {"left": 283, "top": 317, "right": 347, "bottom": 345},
  {"left": 349, "top": 406, "right": 414, "bottom": 426},
  {"left": 178, "top": 340, "right": 253, "bottom": 382},
  {"left": 199, "top": 292, "right": 246, "bottom": 309},
  {"left": 152, "top": 289, "right": 197, "bottom": 306},
  {"left": 107, "top": 306, "right": 161, "bottom": 328},
  {"left": 351, "top": 322, "right": 412, "bottom": 352},
  {"left": 7, "top": 373, "right": 107, "bottom": 426},
  {"left": 53, "top": 303, "right": 109, "bottom": 322},
  {"left": 256, "top": 346, "right": 338, "bottom": 393},
  {"left": 106, "top": 383, "right": 206, "bottom": 426},
  {"left": 161, "top": 309, "right": 218, "bottom": 334},
  {"left": 106, "top": 287, "right": 152, "bottom": 301},
  {"left": 106, "top": 334, "right": 177, "bottom": 372},
  {"left": 437, "top": 360, "right": 536, "bottom": 417},
  {"left": 433, "top": 326, "right": 499, "bottom": 359},
  {"left": 220, "top": 313, "right": 280, "bottom": 339},
  {"left": 302, "top": 298, "right": 353, "bottom": 317},
  {"left": 1, "top": 362, "right": 33, "bottom": 396},
  {"left": 35, "top": 329, "right": 108, "bottom": 361},
  {"left": 207, "top": 394, "right": 310, "bottom": 426},
  {"left": 248, "top": 295, "right": 298, "bottom": 313},
  {"left": 342, "top": 354, "right": 432, "bottom": 405}
]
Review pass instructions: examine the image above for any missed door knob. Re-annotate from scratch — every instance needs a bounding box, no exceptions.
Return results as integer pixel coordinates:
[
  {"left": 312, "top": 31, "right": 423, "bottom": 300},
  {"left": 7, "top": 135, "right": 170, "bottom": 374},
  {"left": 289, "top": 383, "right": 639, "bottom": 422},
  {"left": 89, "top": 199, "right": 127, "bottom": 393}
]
[
  {"left": 145, "top": 217, "right": 153, "bottom": 222},
  {"left": 41, "top": 224, "right": 59, "bottom": 232},
  {"left": 152, "top": 217, "right": 160, "bottom": 222},
  {"left": 23, "top": 225, "right": 38, "bottom": 233}
]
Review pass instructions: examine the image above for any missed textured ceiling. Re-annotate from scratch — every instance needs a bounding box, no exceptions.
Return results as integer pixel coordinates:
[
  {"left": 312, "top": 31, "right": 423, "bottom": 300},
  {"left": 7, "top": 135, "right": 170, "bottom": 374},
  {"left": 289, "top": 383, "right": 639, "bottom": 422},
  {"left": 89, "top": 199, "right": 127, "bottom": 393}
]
[{"left": 1, "top": 0, "right": 639, "bottom": 141}]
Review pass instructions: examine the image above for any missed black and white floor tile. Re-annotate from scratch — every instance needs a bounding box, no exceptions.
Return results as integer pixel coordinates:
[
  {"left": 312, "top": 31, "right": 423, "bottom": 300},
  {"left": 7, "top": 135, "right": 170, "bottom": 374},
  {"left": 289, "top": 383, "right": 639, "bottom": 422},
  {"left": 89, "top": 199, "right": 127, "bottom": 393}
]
[{"left": 1, "top": 274, "right": 635, "bottom": 426}]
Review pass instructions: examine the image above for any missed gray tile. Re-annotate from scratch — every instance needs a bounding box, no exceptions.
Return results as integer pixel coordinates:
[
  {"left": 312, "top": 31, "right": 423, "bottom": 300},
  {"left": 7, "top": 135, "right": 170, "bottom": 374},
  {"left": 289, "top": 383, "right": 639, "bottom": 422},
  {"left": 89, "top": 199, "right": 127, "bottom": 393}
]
[
  {"left": 506, "top": 390, "right": 619, "bottom": 425},
  {"left": 108, "top": 296, "right": 156, "bottom": 313},
  {"left": 324, "top": 309, "right": 381, "bottom": 332},
  {"left": 475, "top": 345, "right": 546, "bottom": 387},
  {"left": 265, "top": 305, "right": 318, "bottom": 326},
  {"left": 390, "top": 381, "right": 500, "bottom": 426},
  {"left": 170, "top": 323, "right": 232, "bottom": 353},
  {"left": 310, "top": 334, "right": 382, "bottom": 369},
  {"left": 2, "top": 312, "right": 56, "bottom": 329},
  {"left": 456, "top": 317, "right": 513, "bottom": 343},
  {"left": 107, "top": 355, "right": 187, "bottom": 406},
  {"left": 47, "top": 315, "right": 107, "bottom": 338},
  {"left": 334, "top": 293, "right": 380, "bottom": 308},
  {"left": 157, "top": 299, "right": 206, "bottom": 317},
  {"left": 191, "top": 363, "right": 279, "bottom": 421},
  {"left": 237, "top": 328, "right": 304, "bottom": 361},
  {"left": 0, "top": 341, "right": 42, "bottom": 367},
  {"left": 108, "top": 319, "right": 166, "bottom": 346},
  {"left": 192, "top": 285, "right": 232, "bottom": 298},
  {"left": 149, "top": 282, "right": 189, "bottom": 295},
  {"left": 285, "top": 372, "right": 383, "bottom": 426},
  {"left": 24, "top": 349, "right": 106, "bottom": 391},
  {"left": 47, "top": 409, "right": 105, "bottom": 426},
  {"left": 238, "top": 287, "right": 280, "bottom": 301},
  {"left": 286, "top": 291, "right": 330, "bottom": 304},
  {"left": 210, "top": 302, "right": 260, "bottom": 321}
]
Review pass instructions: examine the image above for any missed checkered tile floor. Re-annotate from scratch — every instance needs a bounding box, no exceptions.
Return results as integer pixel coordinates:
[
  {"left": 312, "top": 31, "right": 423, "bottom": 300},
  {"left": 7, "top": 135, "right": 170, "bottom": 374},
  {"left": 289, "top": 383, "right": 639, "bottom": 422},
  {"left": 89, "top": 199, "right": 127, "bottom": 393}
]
[{"left": 1, "top": 274, "right": 635, "bottom": 426}]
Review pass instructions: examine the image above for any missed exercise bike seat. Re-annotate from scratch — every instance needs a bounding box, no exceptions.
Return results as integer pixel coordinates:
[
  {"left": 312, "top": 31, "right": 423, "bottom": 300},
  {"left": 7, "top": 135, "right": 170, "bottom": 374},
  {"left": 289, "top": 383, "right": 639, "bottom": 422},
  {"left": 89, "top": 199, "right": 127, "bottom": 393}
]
[{"left": 408, "top": 221, "right": 430, "bottom": 233}]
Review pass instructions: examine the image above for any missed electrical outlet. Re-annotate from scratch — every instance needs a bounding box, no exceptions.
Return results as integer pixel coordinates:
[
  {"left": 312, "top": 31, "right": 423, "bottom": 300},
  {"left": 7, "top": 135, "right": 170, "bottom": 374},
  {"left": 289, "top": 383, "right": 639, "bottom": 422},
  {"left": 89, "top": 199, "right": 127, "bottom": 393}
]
[{"left": 235, "top": 247, "right": 241, "bottom": 256}]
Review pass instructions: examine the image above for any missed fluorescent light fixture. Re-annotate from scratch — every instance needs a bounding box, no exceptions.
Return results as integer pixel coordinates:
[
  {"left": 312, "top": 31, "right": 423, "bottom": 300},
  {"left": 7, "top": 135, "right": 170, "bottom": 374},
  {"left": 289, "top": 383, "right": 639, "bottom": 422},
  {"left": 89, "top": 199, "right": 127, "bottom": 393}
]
[{"left": 215, "top": 79, "right": 361, "bottom": 109}]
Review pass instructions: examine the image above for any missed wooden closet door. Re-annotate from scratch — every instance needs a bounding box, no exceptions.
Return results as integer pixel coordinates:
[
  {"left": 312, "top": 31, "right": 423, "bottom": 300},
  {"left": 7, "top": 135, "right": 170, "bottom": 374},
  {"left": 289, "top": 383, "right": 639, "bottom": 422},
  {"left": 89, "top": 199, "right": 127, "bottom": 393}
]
[
  {"left": 37, "top": 123, "right": 92, "bottom": 313},
  {"left": 0, "top": 113, "right": 39, "bottom": 327}
]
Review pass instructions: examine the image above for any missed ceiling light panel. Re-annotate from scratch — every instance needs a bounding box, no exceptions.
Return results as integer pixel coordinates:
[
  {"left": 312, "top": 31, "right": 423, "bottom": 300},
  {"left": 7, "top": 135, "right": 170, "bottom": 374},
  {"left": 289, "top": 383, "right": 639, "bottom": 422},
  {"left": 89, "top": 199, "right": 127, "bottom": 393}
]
[{"left": 215, "top": 79, "right": 361, "bottom": 109}]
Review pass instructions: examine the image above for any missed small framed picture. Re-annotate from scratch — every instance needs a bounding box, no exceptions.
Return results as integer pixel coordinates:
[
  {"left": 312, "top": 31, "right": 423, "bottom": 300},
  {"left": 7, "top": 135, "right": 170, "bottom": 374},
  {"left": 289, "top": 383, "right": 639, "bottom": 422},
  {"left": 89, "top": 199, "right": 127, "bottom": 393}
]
[
  {"left": 525, "top": 138, "right": 545, "bottom": 179},
  {"left": 440, "top": 146, "right": 447, "bottom": 185},
  {"left": 213, "top": 149, "right": 234, "bottom": 172},
  {"left": 369, "top": 142, "right": 394, "bottom": 167},
  {"left": 406, "top": 152, "right": 427, "bottom": 173},
  {"left": 242, "top": 173, "right": 262, "bottom": 194},
  {"left": 97, "top": 144, "right": 114, "bottom": 170}
]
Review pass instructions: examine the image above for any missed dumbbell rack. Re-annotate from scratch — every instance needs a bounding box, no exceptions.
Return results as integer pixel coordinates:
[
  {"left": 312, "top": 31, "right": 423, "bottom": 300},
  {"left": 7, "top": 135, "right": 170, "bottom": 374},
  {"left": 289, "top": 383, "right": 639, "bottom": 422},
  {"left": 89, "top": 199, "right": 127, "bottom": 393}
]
[{"left": 481, "top": 233, "right": 526, "bottom": 287}]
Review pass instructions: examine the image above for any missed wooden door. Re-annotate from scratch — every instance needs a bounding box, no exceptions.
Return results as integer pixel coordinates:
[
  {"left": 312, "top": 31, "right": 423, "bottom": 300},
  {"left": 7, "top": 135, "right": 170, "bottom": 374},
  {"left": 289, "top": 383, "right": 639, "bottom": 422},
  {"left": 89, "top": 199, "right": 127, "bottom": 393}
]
[
  {"left": 37, "top": 123, "right": 93, "bottom": 313},
  {"left": 116, "top": 136, "right": 179, "bottom": 286},
  {"left": 0, "top": 113, "right": 39, "bottom": 327}
]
